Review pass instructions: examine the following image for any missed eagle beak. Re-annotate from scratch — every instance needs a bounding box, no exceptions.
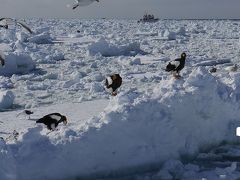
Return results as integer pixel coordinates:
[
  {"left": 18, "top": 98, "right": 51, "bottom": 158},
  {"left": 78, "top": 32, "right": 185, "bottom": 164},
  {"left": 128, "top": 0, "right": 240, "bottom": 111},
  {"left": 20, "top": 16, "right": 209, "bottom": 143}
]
[{"left": 63, "top": 119, "right": 68, "bottom": 125}]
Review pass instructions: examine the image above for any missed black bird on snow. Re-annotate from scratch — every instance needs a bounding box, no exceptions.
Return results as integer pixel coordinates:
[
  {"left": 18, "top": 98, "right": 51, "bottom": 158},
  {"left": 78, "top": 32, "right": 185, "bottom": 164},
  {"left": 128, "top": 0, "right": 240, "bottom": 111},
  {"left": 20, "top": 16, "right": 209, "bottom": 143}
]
[
  {"left": 105, "top": 74, "right": 122, "bottom": 96},
  {"left": 24, "top": 110, "right": 33, "bottom": 115},
  {"left": 165, "top": 52, "right": 187, "bottom": 78},
  {"left": 209, "top": 66, "right": 217, "bottom": 73},
  {"left": 24, "top": 110, "right": 33, "bottom": 119},
  {"left": 16, "top": 110, "right": 33, "bottom": 119},
  {"left": 0, "top": 24, "right": 8, "bottom": 29},
  {"left": 230, "top": 64, "right": 238, "bottom": 72},
  {"left": 0, "top": 55, "right": 5, "bottom": 67},
  {"left": 36, "top": 113, "right": 68, "bottom": 130}
]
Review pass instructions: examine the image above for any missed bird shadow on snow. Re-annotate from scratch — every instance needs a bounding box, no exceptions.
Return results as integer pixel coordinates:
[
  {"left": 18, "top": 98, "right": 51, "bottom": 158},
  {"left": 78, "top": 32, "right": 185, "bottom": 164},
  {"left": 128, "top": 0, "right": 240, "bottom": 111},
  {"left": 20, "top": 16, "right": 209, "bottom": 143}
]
[
  {"left": 0, "top": 131, "right": 11, "bottom": 135},
  {"left": 0, "top": 104, "right": 22, "bottom": 112},
  {"left": 32, "top": 68, "right": 48, "bottom": 76},
  {"left": 27, "top": 118, "right": 38, "bottom": 121}
]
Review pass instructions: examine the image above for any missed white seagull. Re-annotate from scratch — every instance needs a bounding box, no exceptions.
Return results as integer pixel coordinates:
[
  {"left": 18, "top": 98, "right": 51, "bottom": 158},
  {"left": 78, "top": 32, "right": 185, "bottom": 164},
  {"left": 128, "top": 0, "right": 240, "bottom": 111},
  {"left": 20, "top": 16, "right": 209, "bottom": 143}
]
[
  {"left": 72, "top": 0, "right": 99, "bottom": 10},
  {"left": 0, "top": 18, "right": 32, "bottom": 34}
]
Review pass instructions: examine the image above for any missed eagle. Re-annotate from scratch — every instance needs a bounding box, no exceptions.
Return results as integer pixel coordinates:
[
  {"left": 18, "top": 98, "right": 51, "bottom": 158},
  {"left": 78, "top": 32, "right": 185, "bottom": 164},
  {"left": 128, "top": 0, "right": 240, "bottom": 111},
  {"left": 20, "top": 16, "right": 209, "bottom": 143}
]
[
  {"left": 105, "top": 74, "right": 122, "bottom": 96},
  {"left": 36, "top": 113, "right": 68, "bottom": 130},
  {"left": 166, "top": 52, "right": 187, "bottom": 78}
]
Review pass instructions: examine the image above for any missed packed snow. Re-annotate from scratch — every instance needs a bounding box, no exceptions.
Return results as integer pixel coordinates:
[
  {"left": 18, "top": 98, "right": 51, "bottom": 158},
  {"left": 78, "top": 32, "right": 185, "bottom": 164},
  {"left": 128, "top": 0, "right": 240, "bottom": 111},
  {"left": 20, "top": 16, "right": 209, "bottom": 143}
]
[{"left": 1, "top": 19, "right": 240, "bottom": 179}]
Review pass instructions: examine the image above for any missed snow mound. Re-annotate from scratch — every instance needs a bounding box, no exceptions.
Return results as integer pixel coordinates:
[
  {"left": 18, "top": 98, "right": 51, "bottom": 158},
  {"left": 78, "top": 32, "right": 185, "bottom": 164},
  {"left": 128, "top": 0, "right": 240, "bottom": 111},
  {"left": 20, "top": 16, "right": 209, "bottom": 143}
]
[
  {"left": 194, "top": 59, "right": 231, "bottom": 67},
  {"left": 0, "top": 52, "right": 36, "bottom": 76},
  {"left": 28, "top": 32, "right": 53, "bottom": 44},
  {"left": 160, "top": 27, "right": 187, "bottom": 40},
  {"left": 0, "top": 139, "right": 16, "bottom": 180},
  {"left": 88, "top": 38, "right": 147, "bottom": 57},
  {"left": 1, "top": 67, "right": 240, "bottom": 179},
  {"left": 162, "top": 30, "right": 176, "bottom": 40},
  {"left": 0, "top": 90, "right": 14, "bottom": 110}
]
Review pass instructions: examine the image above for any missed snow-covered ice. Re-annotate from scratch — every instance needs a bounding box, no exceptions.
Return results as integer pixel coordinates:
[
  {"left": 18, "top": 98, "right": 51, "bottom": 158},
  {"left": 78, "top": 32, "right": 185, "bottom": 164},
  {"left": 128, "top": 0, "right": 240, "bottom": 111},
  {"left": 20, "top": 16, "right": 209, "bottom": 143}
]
[
  {"left": 0, "top": 90, "right": 14, "bottom": 111},
  {"left": 0, "top": 52, "right": 35, "bottom": 76},
  {"left": 1, "top": 18, "right": 240, "bottom": 179}
]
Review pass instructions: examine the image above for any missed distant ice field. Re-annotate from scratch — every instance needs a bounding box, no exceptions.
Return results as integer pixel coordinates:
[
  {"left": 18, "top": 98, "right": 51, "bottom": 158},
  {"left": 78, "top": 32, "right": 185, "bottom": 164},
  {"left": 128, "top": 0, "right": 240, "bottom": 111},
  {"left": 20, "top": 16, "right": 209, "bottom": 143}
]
[{"left": 0, "top": 19, "right": 239, "bottom": 109}]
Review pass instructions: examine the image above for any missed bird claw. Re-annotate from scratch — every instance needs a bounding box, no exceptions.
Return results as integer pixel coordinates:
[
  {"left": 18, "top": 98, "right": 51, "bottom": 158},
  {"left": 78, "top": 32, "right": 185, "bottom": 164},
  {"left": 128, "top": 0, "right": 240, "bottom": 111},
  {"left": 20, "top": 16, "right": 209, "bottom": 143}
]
[
  {"left": 173, "top": 74, "right": 182, "bottom": 79},
  {"left": 112, "top": 92, "right": 117, "bottom": 96}
]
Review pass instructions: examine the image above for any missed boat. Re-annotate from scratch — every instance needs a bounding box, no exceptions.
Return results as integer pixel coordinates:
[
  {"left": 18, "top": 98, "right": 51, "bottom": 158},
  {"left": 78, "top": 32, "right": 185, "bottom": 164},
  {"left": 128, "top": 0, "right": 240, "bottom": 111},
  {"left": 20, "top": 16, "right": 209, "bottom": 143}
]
[{"left": 138, "top": 14, "right": 159, "bottom": 23}]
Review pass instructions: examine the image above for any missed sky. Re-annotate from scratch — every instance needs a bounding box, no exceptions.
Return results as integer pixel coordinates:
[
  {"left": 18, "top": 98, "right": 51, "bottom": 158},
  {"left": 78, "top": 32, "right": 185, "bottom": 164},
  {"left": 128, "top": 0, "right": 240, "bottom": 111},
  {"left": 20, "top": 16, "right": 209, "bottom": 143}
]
[{"left": 0, "top": 0, "right": 240, "bottom": 19}]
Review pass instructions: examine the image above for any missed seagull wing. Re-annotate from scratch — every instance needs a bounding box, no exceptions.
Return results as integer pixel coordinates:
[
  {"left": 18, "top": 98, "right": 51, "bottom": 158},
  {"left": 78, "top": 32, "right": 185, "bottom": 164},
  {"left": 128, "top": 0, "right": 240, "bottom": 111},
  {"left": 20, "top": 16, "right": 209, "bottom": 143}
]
[
  {"left": 76, "top": 0, "right": 94, "bottom": 6},
  {"left": 0, "top": 18, "right": 32, "bottom": 33},
  {"left": 0, "top": 18, "right": 14, "bottom": 24},
  {"left": 0, "top": 18, "right": 14, "bottom": 22},
  {"left": 0, "top": 18, "right": 13, "bottom": 27},
  {"left": 16, "top": 21, "right": 33, "bottom": 34},
  {"left": 72, "top": 4, "right": 79, "bottom": 9}
]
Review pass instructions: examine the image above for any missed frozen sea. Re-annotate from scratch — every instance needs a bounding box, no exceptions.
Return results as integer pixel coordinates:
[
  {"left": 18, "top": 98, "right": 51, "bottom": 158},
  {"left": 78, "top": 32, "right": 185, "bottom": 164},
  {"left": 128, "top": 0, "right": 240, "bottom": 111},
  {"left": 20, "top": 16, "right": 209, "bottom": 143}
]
[{"left": 1, "top": 18, "right": 240, "bottom": 179}]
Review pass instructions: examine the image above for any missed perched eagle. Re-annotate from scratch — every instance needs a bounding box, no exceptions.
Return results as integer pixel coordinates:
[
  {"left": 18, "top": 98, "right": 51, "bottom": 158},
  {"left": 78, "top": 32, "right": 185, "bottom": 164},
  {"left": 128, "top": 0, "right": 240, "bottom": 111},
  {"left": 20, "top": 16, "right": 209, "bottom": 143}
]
[
  {"left": 36, "top": 113, "right": 68, "bottom": 130},
  {"left": 166, "top": 52, "right": 186, "bottom": 78},
  {"left": 105, "top": 74, "right": 122, "bottom": 96}
]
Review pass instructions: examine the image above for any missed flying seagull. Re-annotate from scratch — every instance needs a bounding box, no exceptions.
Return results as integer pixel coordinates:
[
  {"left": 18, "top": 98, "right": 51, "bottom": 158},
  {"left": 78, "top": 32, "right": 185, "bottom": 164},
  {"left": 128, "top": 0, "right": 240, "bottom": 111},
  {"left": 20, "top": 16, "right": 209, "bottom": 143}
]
[
  {"left": 0, "top": 18, "right": 32, "bottom": 34},
  {"left": 72, "top": 0, "right": 99, "bottom": 10}
]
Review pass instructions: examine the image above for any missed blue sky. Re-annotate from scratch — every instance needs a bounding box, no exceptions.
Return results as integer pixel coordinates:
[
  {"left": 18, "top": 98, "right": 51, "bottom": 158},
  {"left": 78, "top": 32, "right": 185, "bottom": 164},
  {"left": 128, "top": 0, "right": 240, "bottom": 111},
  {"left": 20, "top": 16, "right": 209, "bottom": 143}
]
[{"left": 0, "top": 0, "right": 240, "bottom": 19}]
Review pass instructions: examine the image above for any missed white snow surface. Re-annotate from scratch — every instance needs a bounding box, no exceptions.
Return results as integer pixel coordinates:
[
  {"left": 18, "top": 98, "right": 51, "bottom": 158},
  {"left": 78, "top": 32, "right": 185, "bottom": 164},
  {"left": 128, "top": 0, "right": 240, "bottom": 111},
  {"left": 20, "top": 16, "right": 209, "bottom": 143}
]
[
  {"left": 88, "top": 37, "right": 146, "bottom": 56},
  {"left": 1, "top": 19, "right": 240, "bottom": 179}
]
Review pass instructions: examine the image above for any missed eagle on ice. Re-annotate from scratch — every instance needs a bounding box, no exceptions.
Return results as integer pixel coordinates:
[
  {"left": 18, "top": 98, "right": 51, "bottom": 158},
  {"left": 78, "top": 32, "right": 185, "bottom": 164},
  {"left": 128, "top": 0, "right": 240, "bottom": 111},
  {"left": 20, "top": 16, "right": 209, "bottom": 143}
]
[{"left": 165, "top": 53, "right": 187, "bottom": 78}]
